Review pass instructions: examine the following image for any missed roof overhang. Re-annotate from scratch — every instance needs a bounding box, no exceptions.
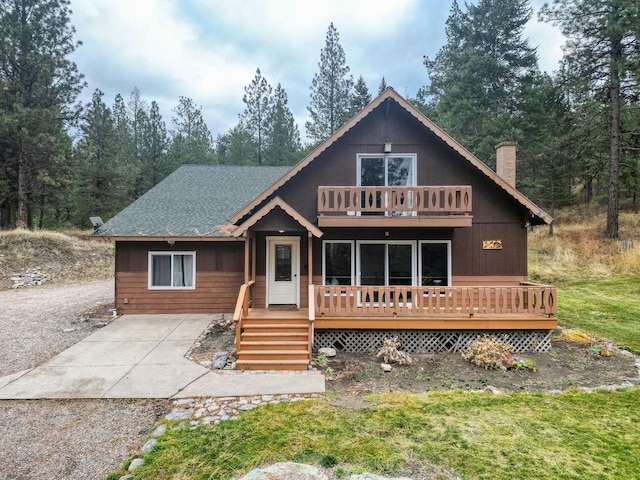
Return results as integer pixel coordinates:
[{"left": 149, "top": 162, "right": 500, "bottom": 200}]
[
  {"left": 87, "top": 235, "right": 242, "bottom": 242},
  {"left": 232, "top": 196, "right": 324, "bottom": 238}
]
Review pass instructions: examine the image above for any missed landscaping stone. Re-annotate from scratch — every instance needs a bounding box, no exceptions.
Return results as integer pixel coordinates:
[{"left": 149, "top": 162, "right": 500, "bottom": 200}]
[
  {"left": 151, "top": 424, "right": 167, "bottom": 437},
  {"left": 212, "top": 351, "right": 229, "bottom": 369},
  {"left": 141, "top": 438, "right": 158, "bottom": 454},
  {"left": 128, "top": 458, "right": 143, "bottom": 471},
  {"left": 318, "top": 347, "right": 337, "bottom": 357},
  {"left": 239, "top": 462, "right": 328, "bottom": 479},
  {"left": 381, "top": 363, "right": 392, "bottom": 372}
]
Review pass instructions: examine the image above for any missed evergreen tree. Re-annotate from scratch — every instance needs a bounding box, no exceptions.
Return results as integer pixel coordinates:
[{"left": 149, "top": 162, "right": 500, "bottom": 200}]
[
  {"left": 378, "top": 77, "right": 388, "bottom": 95},
  {"left": 541, "top": 0, "right": 640, "bottom": 238},
  {"left": 241, "top": 68, "right": 272, "bottom": 165},
  {"left": 169, "top": 96, "right": 214, "bottom": 165},
  {"left": 418, "top": 0, "right": 539, "bottom": 163},
  {"left": 350, "top": 75, "right": 372, "bottom": 116},
  {"left": 73, "top": 90, "right": 131, "bottom": 227},
  {"left": 0, "top": 0, "right": 84, "bottom": 228},
  {"left": 216, "top": 121, "right": 256, "bottom": 165},
  {"left": 139, "top": 101, "right": 170, "bottom": 191},
  {"left": 306, "top": 23, "right": 353, "bottom": 143},
  {"left": 265, "top": 83, "right": 302, "bottom": 165}
]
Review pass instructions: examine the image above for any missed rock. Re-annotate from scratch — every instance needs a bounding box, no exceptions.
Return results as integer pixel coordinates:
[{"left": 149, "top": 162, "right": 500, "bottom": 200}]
[
  {"left": 141, "top": 438, "right": 158, "bottom": 454},
  {"left": 549, "top": 389, "right": 562, "bottom": 395},
  {"left": 239, "top": 404, "right": 255, "bottom": 411},
  {"left": 318, "top": 347, "right": 337, "bottom": 357},
  {"left": 485, "top": 385, "right": 500, "bottom": 394},
  {"left": 212, "top": 351, "right": 229, "bottom": 369},
  {"left": 239, "top": 462, "right": 329, "bottom": 479},
  {"left": 165, "top": 408, "right": 193, "bottom": 421},
  {"left": 151, "top": 424, "right": 167, "bottom": 437},
  {"left": 128, "top": 458, "right": 144, "bottom": 471},
  {"left": 381, "top": 363, "right": 393, "bottom": 372},
  {"left": 119, "top": 475, "right": 134, "bottom": 480}
]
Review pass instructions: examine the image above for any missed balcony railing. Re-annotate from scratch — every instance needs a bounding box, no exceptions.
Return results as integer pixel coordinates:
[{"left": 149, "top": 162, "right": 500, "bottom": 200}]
[
  {"left": 317, "top": 185, "right": 472, "bottom": 216},
  {"left": 311, "top": 284, "right": 556, "bottom": 318}
]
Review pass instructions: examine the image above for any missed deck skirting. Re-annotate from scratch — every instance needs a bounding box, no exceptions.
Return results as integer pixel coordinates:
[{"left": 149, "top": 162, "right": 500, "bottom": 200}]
[{"left": 313, "top": 329, "right": 554, "bottom": 353}]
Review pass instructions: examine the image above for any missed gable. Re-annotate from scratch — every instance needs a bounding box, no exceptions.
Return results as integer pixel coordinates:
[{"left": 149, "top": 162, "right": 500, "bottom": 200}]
[{"left": 231, "top": 88, "right": 551, "bottom": 226}]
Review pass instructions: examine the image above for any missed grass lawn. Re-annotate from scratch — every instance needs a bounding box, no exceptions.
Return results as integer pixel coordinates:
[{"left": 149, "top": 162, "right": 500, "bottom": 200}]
[
  {"left": 124, "top": 388, "right": 640, "bottom": 480},
  {"left": 558, "top": 276, "right": 640, "bottom": 353}
]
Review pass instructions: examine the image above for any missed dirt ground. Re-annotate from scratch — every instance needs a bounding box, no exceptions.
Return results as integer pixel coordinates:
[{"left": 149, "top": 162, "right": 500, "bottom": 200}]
[{"left": 189, "top": 321, "right": 639, "bottom": 397}]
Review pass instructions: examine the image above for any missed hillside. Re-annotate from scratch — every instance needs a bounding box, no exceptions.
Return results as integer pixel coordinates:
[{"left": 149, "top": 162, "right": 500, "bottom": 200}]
[{"left": 0, "top": 229, "right": 113, "bottom": 289}]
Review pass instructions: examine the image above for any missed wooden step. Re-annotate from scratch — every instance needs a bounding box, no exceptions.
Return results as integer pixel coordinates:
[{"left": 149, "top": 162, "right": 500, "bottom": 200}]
[
  {"left": 238, "top": 349, "right": 310, "bottom": 361},
  {"left": 236, "top": 359, "right": 309, "bottom": 371},
  {"left": 242, "top": 317, "right": 307, "bottom": 326},
  {"left": 242, "top": 324, "right": 309, "bottom": 334},
  {"left": 242, "top": 332, "right": 309, "bottom": 343},
  {"left": 240, "top": 341, "right": 309, "bottom": 350}
]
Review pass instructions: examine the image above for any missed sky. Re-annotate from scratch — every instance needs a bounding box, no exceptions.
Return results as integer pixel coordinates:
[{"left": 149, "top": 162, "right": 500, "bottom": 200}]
[{"left": 69, "top": 0, "right": 565, "bottom": 144}]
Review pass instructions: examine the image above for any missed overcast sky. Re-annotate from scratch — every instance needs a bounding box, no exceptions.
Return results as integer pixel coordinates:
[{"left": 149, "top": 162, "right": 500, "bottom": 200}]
[{"left": 69, "top": 0, "right": 564, "bottom": 144}]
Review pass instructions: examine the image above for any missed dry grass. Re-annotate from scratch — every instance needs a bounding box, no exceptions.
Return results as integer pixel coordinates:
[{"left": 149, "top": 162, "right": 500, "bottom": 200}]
[
  {"left": 529, "top": 206, "right": 640, "bottom": 283},
  {"left": 0, "top": 229, "right": 114, "bottom": 288}
]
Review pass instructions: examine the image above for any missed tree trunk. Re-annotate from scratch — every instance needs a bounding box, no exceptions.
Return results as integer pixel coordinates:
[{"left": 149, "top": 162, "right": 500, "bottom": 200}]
[
  {"left": 605, "top": 24, "right": 622, "bottom": 239},
  {"left": 17, "top": 151, "right": 27, "bottom": 229}
]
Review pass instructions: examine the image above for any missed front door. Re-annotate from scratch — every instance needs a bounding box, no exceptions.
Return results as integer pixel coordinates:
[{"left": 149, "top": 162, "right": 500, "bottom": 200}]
[{"left": 267, "top": 237, "right": 299, "bottom": 306}]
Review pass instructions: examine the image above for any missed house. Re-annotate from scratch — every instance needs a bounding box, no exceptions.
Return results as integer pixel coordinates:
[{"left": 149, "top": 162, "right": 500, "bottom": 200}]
[{"left": 92, "top": 88, "right": 557, "bottom": 370}]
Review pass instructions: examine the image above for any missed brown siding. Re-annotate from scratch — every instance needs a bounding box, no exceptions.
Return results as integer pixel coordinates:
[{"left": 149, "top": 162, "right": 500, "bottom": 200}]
[{"left": 114, "top": 240, "right": 245, "bottom": 314}]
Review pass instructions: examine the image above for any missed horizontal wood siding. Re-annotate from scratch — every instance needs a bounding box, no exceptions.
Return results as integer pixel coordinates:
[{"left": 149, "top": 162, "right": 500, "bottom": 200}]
[
  {"left": 116, "top": 271, "right": 243, "bottom": 314},
  {"left": 114, "top": 241, "right": 245, "bottom": 314}
]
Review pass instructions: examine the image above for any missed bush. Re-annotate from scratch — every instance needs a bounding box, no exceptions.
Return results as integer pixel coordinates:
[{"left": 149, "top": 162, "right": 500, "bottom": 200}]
[
  {"left": 463, "top": 335, "right": 515, "bottom": 371},
  {"left": 376, "top": 337, "right": 413, "bottom": 365}
]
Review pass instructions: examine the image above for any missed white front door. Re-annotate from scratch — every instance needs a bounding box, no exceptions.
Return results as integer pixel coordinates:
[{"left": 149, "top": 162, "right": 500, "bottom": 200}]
[{"left": 267, "top": 237, "right": 299, "bottom": 306}]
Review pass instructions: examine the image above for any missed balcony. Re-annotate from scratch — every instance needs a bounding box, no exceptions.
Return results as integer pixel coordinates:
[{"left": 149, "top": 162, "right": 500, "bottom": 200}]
[{"left": 317, "top": 185, "right": 473, "bottom": 227}]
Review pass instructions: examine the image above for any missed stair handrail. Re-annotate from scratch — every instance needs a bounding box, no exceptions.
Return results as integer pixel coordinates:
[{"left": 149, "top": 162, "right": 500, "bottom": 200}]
[
  {"left": 233, "top": 280, "right": 255, "bottom": 355},
  {"left": 308, "top": 284, "right": 315, "bottom": 362}
]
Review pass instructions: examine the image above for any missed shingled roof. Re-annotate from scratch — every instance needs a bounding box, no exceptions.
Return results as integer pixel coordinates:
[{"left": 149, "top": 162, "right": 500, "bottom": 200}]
[{"left": 91, "top": 165, "right": 291, "bottom": 238}]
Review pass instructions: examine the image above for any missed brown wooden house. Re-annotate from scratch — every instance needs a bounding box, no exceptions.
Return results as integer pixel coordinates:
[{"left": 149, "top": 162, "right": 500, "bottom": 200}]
[{"left": 92, "top": 88, "right": 557, "bottom": 370}]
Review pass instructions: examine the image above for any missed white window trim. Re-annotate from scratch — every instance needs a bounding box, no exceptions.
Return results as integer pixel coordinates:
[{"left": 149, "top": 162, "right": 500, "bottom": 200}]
[
  {"left": 418, "top": 240, "right": 452, "bottom": 287},
  {"left": 148, "top": 251, "right": 196, "bottom": 290},
  {"left": 322, "top": 240, "right": 355, "bottom": 286},
  {"left": 356, "top": 240, "right": 417, "bottom": 286}
]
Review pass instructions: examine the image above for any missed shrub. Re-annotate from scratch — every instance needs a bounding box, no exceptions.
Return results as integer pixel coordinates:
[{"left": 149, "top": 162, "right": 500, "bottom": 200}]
[
  {"left": 463, "top": 335, "right": 515, "bottom": 370},
  {"left": 376, "top": 337, "right": 413, "bottom": 365}
]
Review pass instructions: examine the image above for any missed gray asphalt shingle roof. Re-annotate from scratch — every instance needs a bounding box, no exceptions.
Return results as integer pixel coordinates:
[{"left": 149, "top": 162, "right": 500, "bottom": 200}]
[{"left": 91, "top": 165, "right": 292, "bottom": 238}]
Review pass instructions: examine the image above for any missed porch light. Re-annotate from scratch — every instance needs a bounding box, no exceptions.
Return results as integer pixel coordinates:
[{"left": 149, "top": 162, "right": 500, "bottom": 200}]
[
  {"left": 278, "top": 229, "right": 285, "bottom": 234},
  {"left": 384, "top": 140, "right": 392, "bottom": 153}
]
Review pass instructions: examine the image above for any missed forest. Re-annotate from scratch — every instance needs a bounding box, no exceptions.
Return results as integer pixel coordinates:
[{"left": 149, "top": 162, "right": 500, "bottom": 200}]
[{"left": 0, "top": 0, "right": 638, "bottom": 238}]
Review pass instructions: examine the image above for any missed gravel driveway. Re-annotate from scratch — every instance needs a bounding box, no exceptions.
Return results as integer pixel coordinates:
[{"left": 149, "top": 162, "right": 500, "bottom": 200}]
[{"left": 0, "top": 280, "right": 163, "bottom": 480}]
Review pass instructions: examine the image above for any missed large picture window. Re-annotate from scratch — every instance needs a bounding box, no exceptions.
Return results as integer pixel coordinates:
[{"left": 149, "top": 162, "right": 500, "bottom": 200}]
[
  {"left": 148, "top": 252, "right": 196, "bottom": 289},
  {"left": 323, "top": 241, "right": 354, "bottom": 285}
]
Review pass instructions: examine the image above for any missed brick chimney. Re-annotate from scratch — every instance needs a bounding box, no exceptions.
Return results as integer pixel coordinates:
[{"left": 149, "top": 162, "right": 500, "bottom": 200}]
[{"left": 495, "top": 141, "right": 517, "bottom": 188}]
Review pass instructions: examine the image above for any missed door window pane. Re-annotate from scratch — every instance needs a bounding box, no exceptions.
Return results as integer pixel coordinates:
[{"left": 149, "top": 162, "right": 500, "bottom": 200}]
[
  {"left": 324, "top": 242, "right": 352, "bottom": 285},
  {"left": 421, "top": 243, "right": 448, "bottom": 286},
  {"left": 388, "top": 244, "right": 412, "bottom": 285},
  {"left": 274, "top": 244, "right": 292, "bottom": 281},
  {"left": 360, "top": 157, "right": 385, "bottom": 186},
  {"left": 387, "top": 157, "right": 413, "bottom": 186},
  {"left": 360, "top": 244, "right": 385, "bottom": 286}
]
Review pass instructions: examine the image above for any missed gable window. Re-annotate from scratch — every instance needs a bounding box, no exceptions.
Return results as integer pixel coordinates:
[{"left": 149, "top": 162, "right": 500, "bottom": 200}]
[
  {"left": 419, "top": 241, "right": 451, "bottom": 286},
  {"left": 323, "top": 241, "right": 354, "bottom": 285},
  {"left": 149, "top": 252, "right": 196, "bottom": 289},
  {"left": 357, "top": 154, "right": 417, "bottom": 215}
]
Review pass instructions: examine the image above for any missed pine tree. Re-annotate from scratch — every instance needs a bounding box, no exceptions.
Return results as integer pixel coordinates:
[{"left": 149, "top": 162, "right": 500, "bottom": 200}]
[
  {"left": 139, "top": 101, "right": 170, "bottom": 191},
  {"left": 216, "top": 122, "right": 256, "bottom": 165},
  {"left": 169, "top": 96, "right": 214, "bottom": 165},
  {"left": 265, "top": 84, "right": 302, "bottom": 165},
  {"left": 306, "top": 23, "right": 353, "bottom": 144},
  {"left": 240, "top": 68, "right": 273, "bottom": 165},
  {"left": 541, "top": 0, "right": 639, "bottom": 239},
  {"left": 74, "top": 90, "right": 131, "bottom": 227},
  {"left": 378, "top": 77, "right": 388, "bottom": 95},
  {"left": 350, "top": 75, "right": 372, "bottom": 116},
  {"left": 0, "top": 0, "right": 85, "bottom": 228},
  {"left": 418, "top": 0, "right": 538, "bottom": 162}
]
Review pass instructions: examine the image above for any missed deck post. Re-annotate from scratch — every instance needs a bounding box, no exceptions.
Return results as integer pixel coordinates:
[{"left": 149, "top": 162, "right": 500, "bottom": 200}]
[
  {"left": 243, "top": 232, "right": 250, "bottom": 285},
  {"left": 308, "top": 231, "right": 313, "bottom": 289}
]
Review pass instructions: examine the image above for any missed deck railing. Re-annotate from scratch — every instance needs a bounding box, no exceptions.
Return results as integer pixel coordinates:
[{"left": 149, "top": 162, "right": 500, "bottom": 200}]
[
  {"left": 317, "top": 185, "right": 472, "bottom": 216},
  {"left": 311, "top": 284, "right": 556, "bottom": 317},
  {"left": 233, "top": 280, "right": 255, "bottom": 352}
]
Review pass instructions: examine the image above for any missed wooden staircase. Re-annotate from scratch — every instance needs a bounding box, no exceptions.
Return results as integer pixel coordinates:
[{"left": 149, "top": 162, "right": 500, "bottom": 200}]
[{"left": 235, "top": 313, "right": 311, "bottom": 370}]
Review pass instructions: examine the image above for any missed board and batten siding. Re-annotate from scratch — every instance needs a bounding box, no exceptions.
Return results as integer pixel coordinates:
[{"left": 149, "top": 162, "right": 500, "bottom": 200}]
[{"left": 114, "top": 240, "right": 244, "bottom": 314}]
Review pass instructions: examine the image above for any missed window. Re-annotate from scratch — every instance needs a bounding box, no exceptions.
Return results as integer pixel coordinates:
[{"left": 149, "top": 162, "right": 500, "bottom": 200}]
[
  {"left": 357, "top": 241, "right": 416, "bottom": 286},
  {"left": 419, "top": 241, "right": 450, "bottom": 286},
  {"left": 357, "top": 154, "right": 417, "bottom": 215},
  {"left": 323, "top": 241, "right": 353, "bottom": 285},
  {"left": 148, "top": 252, "right": 195, "bottom": 289}
]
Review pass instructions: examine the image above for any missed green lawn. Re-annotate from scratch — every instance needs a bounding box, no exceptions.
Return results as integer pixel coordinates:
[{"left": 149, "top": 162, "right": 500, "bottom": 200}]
[
  {"left": 112, "top": 276, "right": 640, "bottom": 480},
  {"left": 120, "top": 389, "right": 640, "bottom": 480},
  {"left": 558, "top": 276, "right": 640, "bottom": 352}
]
